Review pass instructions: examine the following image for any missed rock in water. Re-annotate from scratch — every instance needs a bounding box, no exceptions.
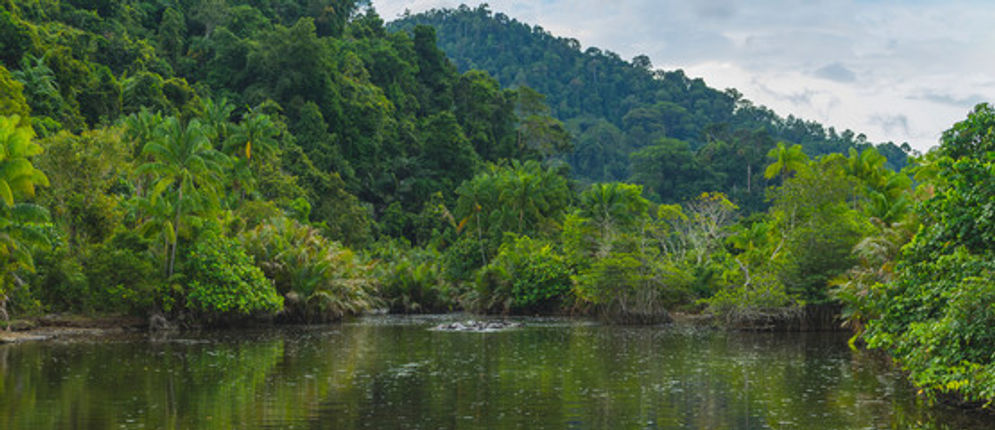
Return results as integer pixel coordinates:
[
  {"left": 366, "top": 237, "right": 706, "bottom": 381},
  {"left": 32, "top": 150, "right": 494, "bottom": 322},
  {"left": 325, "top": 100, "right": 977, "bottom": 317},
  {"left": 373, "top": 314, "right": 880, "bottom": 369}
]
[
  {"left": 434, "top": 320, "right": 522, "bottom": 332},
  {"left": 148, "top": 313, "right": 174, "bottom": 331}
]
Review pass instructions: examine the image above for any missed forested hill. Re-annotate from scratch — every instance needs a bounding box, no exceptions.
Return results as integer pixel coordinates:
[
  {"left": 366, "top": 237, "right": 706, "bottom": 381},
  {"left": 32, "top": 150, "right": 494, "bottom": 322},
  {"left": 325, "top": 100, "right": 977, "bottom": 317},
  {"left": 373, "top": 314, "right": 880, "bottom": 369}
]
[{"left": 392, "top": 5, "right": 912, "bottom": 208}]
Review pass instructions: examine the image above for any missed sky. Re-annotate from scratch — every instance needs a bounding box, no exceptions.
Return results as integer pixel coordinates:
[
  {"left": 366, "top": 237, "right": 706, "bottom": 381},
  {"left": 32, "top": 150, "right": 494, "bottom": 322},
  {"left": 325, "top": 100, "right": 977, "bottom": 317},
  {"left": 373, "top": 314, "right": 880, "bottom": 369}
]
[{"left": 370, "top": 0, "right": 995, "bottom": 152}]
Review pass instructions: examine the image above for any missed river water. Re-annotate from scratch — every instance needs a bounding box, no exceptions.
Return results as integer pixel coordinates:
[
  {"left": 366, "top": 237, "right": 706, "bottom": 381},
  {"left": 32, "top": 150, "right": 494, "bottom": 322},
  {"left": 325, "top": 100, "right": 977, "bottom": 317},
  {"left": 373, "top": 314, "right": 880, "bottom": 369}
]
[{"left": 0, "top": 315, "right": 990, "bottom": 429}]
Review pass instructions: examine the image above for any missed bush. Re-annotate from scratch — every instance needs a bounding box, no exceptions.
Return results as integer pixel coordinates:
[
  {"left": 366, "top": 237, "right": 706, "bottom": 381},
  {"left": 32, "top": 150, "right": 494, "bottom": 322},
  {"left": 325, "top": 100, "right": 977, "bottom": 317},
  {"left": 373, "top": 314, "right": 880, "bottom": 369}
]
[
  {"left": 82, "top": 231, "right": 159, "bottom": 313},
  {"left": 573, "top": 252, "right": 689, "bottom": 323},
  {"left": 183, "top": 230, "right": 282, "bottom": 322},
  {"left": 702, "top": 271, "right": 801, "bottom": 328},
  {"left": 473, "top": 235, "right": 571, "bottom": 314},
  {"left": 371, "top": 240, "right": 457, "bottom": 313},
  {"left": 865, "top": 247, "right": 995, "bottom": 404},
  {"left": 240, "top": 216, "right": 377, "bottom": 322}
]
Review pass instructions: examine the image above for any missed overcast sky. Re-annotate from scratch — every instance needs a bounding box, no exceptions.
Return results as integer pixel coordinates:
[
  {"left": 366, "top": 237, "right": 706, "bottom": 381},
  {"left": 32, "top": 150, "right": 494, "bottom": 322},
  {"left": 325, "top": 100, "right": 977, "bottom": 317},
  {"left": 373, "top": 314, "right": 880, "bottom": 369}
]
[{"left": 371, "top": 0, "right": 995, "bottom": 152}]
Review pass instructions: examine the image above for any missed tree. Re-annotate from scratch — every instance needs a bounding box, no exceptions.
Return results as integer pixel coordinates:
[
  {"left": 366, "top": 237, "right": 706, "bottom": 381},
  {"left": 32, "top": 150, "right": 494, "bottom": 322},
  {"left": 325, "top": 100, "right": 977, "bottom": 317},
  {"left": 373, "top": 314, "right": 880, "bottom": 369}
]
[
  {"left": 0, "top": 11, "right": 32, "bottom": 68},
  {"left": 764, "top": 142, "right": 809, "bottom": 180},
  {"left": 418, "top": 111, "right": 478, "bottom": 197},
  {"left": 452, "top": 160, "right": 570, "bottom": 271},
  {"left": 769, "top": 158, "right": 868, "bottom": 303},
  {"left": 0, "top": 66, "right": 30, "bottom": 124},
  {"left": 858, "top": 104, "right": 995, "bottom": 403},
  {"left": 157, "top": 7, "right": 187, "bottom": 66},
  {"left": 576, "top": 182, "right": 649, "bottom": 255},
  {"left": 12, "top": 55, "right": 69, "bottom": 129},
  {"left": 513, "top": 86, "right": 571, "bottom": 160},
  {"left": 223, "top": 109, "right": 280, "bottom": 201},
  {"left": 137, "top": 117, "right": 227, "bottom": 276},
  {"left": 629, "top": 138, "right": 709, "bottom": 202},
  {"left": 192, "top": 0, "right": 229, "bottom": 39},
  {"left": 36, "top": 127, "right": 129, "bottom": 249},
  {"left": 0, "top": 115, "right": 49, "bottom": 207},
  {"left": 0, "top": 115, "right": 50, "bottom": 326}
]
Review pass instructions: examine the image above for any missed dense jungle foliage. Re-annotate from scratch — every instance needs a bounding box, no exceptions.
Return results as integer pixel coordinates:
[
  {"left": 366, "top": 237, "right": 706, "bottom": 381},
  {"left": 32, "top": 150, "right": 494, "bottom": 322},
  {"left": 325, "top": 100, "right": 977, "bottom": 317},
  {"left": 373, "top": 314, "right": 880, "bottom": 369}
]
[
  {"left": 391, "top": 4, "right": 913, "bottom": 212},
  {"left": 0, "top": 0, "right": 991, "bottom": 408}
]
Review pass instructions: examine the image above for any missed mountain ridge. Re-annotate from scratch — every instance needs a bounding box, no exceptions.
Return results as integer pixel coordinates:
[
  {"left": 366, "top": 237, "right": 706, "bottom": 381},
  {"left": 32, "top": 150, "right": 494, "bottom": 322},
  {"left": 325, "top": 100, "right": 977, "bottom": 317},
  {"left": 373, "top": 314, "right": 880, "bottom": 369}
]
[{"left": 391, "top": 4, "right": 912, "bottom": 208}]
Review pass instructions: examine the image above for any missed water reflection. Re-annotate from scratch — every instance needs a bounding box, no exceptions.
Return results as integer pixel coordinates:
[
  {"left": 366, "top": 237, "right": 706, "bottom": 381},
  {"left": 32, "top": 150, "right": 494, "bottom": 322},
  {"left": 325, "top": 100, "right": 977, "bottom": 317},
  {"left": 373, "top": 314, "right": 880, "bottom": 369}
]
[{"left": 0, "top": 317, "right": 990, "bottom": 429}]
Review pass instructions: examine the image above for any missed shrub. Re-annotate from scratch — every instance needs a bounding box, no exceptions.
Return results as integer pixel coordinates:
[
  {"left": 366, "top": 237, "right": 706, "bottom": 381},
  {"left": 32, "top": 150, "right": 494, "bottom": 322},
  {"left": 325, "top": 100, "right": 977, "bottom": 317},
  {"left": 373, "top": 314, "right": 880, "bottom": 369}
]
[
  {"left": 371, "top": 240, "right": 457, "bottom": 314},
  {"left": 701, "top": 271, "right": 801, "bottom": 328},
  {"left": 473, "top": 235, "right": 571, "bottom": 314},
  {"left": 183, "top": 230, "right": 282, "bottom": 322},
  {"left": 573, "top": 252, "right": 689, "bottom": 323},
  {"left": 83, "top": 231, "right": 159, "bottom": 313},
  {"left": 240, "top": 216, "right": 377, "bottom": 322}
]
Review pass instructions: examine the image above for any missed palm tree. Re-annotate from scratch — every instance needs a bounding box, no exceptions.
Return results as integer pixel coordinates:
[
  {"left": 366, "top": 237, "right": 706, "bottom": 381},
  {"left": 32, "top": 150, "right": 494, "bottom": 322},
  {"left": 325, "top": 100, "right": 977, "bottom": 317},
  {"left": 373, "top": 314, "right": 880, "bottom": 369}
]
[
  {"left": 764, "top": 142, "right": 809, "bottom": 180},
  {"left": 138, "top": 116, "right": 227, "bottom": 276},
  {"left": 0, "top": 115, "right": 50, "bottom": 327},
  {"left": 199, "top": 97, "right": 235, "bottom": 144},
  {"left": 0, "top": 116, "right": 48, "bottom": 206},
  {"left": 579, "top": 183, "right": 649, "bottom": 255},
  {"left": 222, "top": 111, "right": 279, "bottom": 202}
]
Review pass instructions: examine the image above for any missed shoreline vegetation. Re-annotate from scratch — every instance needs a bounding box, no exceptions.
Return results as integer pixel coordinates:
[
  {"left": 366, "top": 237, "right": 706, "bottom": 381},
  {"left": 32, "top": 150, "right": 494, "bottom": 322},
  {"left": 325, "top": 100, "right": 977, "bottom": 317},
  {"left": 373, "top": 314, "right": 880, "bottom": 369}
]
[{"left": 0, "top": 0, "right": 993, "bottom": 411}]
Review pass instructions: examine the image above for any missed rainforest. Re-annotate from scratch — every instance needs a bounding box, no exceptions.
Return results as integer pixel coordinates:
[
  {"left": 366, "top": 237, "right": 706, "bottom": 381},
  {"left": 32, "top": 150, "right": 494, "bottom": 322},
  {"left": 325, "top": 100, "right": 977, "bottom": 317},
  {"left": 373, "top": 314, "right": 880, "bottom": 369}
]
[{"left": 1, "top": 0, "right": 994, "bottom": 426}]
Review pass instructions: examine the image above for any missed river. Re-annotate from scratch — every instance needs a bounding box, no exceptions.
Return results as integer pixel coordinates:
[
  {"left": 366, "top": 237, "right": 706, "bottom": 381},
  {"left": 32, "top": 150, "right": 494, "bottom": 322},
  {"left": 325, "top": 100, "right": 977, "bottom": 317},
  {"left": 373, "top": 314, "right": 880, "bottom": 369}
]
[{"left": 0, "top": 315, "right": 989, "bottom": 429}]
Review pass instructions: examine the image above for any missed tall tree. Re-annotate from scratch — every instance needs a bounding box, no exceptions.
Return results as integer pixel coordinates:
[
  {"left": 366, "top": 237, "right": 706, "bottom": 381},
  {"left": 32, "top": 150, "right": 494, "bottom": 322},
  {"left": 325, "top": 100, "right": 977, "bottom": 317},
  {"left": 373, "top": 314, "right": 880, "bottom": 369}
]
[
  {"left": 137, "top": 117, "right": 227, "bottom": 276},
  {"left": 0, "top": 115, "right": 49, "bottom": 327},
  {"left": 764, "top": 142, "right": 809, "bottom": 180}
]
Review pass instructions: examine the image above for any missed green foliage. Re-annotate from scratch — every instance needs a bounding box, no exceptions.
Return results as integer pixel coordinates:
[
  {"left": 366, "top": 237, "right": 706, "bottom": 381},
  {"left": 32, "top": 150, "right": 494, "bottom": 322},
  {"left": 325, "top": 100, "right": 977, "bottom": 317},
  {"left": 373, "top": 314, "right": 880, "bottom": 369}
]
[
  {"left": 572, "top": 251, "right": 689, "bottom": 324},
  {"left": 240, "top": 216, "right": 377, "bottom": 322},
  {"left": 452, "top": 160, "right": 570, "bottom": 274},
  {"left": 764, "top": 142, "right": 809, "bottom": 180},
  {"left": 566, "top": 183, "right": 695, "bottom": 322},
  {"left": 702, "top": 270, "right": 799, "bottom": 327},
  {"left": 393, "top": 6, "right": 909, "bottom": 210},
  {"left": 36, "top": 127, "right": 130, "bottom": 247},
  {"left": 0, "top": 201, "right": 50, "bottom": 315},
  {"left": 768, "top": 158, "right": 871, "bottom": 304},
  {"left": 0, "top": 115, "right": 50, "bottom": 321},
  {"left": 858, "top": 104, "right": 995, "bottom": 404},
  {"left": 418, "top": 111, "right": 479, "bottom": 194},
  {"left": 0, "top": 65, "right": 30, "bottom": 122},
  {"left": 0, "top": 10, "right": 33, "bottom": 68},
  {"left": 31, "top": 231, "right": 159, "bottom": 315},
  {"left": 371, "top": 240, "right": 457, "bottom": 314},
  {"left": 629, "top": 138, "right": 712, "bottom": 202},
  {"left": 571, "top": 182, "right": 650, "bottom": 259},
  {"left": 82, "top": 231, "right": 158, "bottom": 313},
  {"left": 182, "top": 229, "right": 282, "bottom": 322},
  {"left": 137, "top": 115, "right": 228, "bottom": 276},
  {"left": 473, "top": 235, "right": 571, "bottom": 314}
]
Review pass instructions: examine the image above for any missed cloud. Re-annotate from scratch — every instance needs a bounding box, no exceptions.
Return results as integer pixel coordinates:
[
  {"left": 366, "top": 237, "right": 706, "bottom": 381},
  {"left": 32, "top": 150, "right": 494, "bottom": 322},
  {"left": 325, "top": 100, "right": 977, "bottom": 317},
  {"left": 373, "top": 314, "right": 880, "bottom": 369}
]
[
  {"left": 868, "top": 114, "right": 911, "bottom": 138},
  {"left": 694, "top": 0, "right": 736, "bottom": 19},
  {"left": 814, "top": 63, "right": 857, "bottom": 83},
  {"left": 911, "top": 92, "right": 988, "bottom": 107},
  {"left": 749, "top": 78, "right": 820, "bottom": 107}
]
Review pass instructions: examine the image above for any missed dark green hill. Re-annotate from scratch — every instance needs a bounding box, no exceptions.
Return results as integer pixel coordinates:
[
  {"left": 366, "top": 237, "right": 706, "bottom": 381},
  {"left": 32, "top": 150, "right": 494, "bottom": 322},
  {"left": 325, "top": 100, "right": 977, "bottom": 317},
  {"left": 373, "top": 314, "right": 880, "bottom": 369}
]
[{"left": 392, "top": 4, "right": 911, "bottom": 209}]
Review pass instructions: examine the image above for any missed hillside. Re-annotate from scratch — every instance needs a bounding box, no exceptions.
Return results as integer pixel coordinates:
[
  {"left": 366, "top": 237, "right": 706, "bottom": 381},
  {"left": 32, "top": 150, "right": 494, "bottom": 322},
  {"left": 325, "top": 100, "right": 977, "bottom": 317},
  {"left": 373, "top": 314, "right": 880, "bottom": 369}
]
[{"left": 392, "top": 5, "right": 912, "bottom": 209}]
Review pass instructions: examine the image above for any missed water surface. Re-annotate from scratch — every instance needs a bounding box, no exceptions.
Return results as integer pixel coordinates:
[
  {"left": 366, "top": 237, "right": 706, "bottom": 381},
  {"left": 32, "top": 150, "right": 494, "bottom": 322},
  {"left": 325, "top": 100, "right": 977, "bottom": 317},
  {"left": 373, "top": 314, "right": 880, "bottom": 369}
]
[{"left": 1, "top": 315, "right": 990, "bottom": 429}]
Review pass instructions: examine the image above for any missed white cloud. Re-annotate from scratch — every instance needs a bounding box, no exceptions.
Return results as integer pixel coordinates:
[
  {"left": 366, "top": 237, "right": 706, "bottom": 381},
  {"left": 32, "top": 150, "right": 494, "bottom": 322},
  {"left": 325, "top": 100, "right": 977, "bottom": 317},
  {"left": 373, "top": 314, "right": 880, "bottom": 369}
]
[{"left": 372, "top": 0, "right": 995, "bottom": 151}]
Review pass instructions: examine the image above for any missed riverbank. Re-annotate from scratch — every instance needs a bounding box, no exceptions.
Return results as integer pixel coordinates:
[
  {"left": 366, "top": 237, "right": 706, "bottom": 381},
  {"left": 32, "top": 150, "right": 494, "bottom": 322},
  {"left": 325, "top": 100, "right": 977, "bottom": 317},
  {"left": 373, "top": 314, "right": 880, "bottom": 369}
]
[{"left": 0, "top": 315, "right": 146, "bottom": 344}]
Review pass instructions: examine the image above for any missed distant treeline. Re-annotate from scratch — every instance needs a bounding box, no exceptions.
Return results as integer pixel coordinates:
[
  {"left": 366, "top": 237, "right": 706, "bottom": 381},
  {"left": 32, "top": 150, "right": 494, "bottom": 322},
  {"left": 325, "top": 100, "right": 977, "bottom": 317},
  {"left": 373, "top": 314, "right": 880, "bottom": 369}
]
[{"left": 393, "top": 4, "right": 913, "bottom": 211}]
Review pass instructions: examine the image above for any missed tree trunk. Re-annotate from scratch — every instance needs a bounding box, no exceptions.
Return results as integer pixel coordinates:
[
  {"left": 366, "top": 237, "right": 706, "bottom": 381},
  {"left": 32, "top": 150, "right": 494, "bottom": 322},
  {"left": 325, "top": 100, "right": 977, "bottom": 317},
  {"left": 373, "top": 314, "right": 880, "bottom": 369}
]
[
  {"left": 747, "top": 164, "right": 752, "bottom": 193},
  {"left": 168, "top": 187, "right": 183, "bottom": 277}
]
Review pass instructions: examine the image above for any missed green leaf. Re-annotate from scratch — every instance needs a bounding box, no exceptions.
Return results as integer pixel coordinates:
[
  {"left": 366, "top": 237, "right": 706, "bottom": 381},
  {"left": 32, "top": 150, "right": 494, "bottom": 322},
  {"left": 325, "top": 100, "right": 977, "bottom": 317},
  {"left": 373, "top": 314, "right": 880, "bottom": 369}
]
[{"left": 0, "top": 179, "right": 12, "bottom": 206}]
